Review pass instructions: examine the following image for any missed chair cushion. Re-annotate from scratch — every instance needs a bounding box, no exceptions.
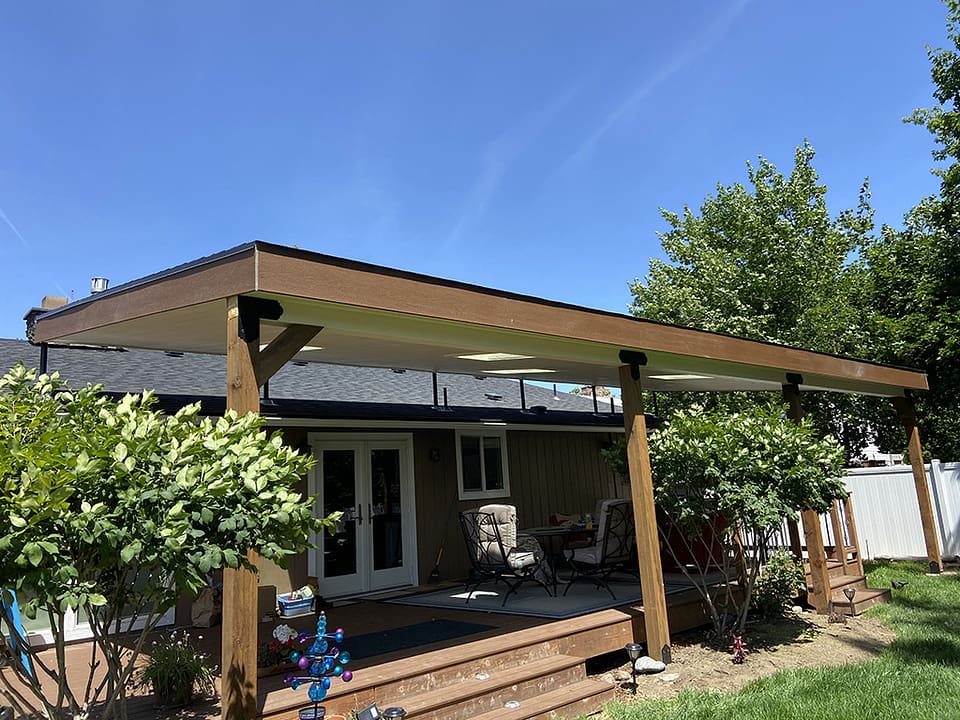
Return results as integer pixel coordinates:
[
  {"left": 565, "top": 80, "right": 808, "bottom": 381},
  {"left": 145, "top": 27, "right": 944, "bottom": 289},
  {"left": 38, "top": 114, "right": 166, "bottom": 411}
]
[
  {"left": 479, "top": 503, "right": 518, "bottom": 550},
  {"left": 506, "top": 551, "right": 538, "bottom": 570},
  {"left": 570, "top": 545, "right": 602, "bottom": 565}
]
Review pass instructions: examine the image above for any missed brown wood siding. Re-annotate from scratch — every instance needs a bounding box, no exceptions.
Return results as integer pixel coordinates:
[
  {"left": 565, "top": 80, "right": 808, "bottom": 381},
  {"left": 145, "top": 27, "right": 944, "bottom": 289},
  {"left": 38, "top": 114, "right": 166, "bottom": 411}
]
[
  {"left": 506, "top": 430, "right": 624, "bottom": 528},
  {"left": 412, "top": 428, "right": 623, "bottom": 584},
  {"left": 411, "top": 429, "right": 467, "bottom": 583}
]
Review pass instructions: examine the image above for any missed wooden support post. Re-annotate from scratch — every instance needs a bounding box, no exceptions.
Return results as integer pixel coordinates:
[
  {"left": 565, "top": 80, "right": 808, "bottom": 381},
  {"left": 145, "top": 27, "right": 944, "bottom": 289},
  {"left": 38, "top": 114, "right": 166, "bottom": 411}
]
[
  {"left": 782, "top": 382, "right": 832, "bottom": 613},
  {"left": 220, "top": 298, "right": 322, "bottom": 720},
  {"left": 892, "top": 396, "right": 943, "bottom": 574},
  {"left": 618, "top": 364, "right": 671, "bottom": 663},
  {"left": 843, "top": 494, "right": 864, "bottom": 576},
  {"left": 223, "top": 297, "right": 262, "bottom": 720}
]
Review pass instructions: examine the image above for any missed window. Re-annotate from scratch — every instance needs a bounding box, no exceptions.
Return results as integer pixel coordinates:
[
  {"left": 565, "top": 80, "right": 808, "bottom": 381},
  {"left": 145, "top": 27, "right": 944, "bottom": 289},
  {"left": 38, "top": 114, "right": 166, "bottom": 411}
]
[{"left": 456, "top": 429, "right": 509, "bottom": 499}]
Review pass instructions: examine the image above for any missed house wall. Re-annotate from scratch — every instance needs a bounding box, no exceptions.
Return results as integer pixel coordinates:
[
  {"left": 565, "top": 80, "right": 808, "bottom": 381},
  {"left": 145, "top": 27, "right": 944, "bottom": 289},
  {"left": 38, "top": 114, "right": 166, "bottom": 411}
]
[{"left": 209, "top": 424, "right": 625, "bottom": 616}]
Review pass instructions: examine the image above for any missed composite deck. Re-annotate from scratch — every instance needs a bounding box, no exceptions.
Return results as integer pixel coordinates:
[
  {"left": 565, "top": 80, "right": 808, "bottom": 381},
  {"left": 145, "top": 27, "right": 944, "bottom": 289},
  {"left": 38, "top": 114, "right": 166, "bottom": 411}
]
[{"left": 20, "top": 582, "right": 717, "bottom": 720}]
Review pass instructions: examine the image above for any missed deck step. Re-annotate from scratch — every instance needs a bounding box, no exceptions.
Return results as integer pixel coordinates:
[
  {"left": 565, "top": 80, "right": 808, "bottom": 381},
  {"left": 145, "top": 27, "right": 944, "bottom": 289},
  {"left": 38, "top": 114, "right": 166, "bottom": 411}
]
[
  {"left": 469, "top": 678, "right": 616, "bottom": 720},
  {"left": 401, "top": 654, "right": 586, "bottom": 720},
  {"left": 807, "top": 573, "right": 867, "bottom": 594},
  {"left": 830, "top": 587, "right": 891, "bottom": 615},
  {"left": 262, "top": 609, "right": 635, "bottom": 720}
]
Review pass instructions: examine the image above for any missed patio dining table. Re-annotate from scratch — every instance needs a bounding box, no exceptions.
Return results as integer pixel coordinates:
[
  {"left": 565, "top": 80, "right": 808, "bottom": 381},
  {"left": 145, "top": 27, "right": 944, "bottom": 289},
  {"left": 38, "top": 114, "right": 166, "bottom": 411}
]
[{"left": 520, "top": 525, "right": 597, "bottom": 594}]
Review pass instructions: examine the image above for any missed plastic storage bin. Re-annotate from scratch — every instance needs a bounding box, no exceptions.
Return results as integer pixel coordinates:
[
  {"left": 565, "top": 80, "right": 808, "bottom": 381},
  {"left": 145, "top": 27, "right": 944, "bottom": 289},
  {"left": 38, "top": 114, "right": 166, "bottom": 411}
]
[{"left": 277, "top": 592, "right": 314, "bottom": 616}]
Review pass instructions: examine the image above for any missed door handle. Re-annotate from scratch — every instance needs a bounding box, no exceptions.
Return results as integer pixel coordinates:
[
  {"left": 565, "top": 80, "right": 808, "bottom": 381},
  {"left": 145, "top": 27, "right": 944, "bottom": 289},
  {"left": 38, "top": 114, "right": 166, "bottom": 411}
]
[{"left": 357, "top": 504, "right": 363, "bottom": 525}]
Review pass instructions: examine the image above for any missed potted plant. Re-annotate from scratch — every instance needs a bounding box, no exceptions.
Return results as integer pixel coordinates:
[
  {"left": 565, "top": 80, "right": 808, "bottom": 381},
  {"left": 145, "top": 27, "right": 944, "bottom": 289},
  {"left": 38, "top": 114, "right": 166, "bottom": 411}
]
[
  {"left": 256, "top": 623, "right": 300, "bottom": 676},
  {"left": 138, "top": 630, "right": 216, "bottom": 708}
]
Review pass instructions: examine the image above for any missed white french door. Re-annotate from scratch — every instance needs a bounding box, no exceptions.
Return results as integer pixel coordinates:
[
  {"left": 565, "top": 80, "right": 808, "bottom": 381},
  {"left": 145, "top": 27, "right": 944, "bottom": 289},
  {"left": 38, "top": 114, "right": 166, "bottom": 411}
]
[{"left": 308, "top": 434, "right": 417, "bottom": 598}]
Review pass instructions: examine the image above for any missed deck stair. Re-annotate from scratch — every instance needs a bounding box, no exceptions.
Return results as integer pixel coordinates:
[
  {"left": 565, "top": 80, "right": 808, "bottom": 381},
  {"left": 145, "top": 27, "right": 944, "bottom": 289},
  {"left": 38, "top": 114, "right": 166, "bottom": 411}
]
[
  {"left": 805, "top": 559, "right": 891, "bottom": 615},
  {"left": 797, "top": 495, "right": 891, "bottom": 615},
  {"left": 262, "top": 608, "right": 629, "bottom": 720}
]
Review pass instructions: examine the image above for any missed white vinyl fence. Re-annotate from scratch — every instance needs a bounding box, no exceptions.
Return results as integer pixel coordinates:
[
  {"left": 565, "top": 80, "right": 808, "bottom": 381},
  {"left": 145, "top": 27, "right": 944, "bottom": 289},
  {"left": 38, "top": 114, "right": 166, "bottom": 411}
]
[{"left": 845, "top": 460, "right": 960, "bottom": 561}]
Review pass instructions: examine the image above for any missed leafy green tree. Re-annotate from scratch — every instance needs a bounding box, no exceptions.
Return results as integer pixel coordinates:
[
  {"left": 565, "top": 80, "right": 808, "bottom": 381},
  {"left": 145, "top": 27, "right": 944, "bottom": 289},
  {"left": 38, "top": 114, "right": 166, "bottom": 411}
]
[
  {"left": 646, "top": 404, "right": 846, "bottom": 637},
  {"left": 629, "top": 142, "right": 887, "bottom": 460},
  {"left": 0, "top": 365, "right": 335, "bottom": 720},
  {"left": 860, "top": 0, "right": 960, "bottom": 458}
]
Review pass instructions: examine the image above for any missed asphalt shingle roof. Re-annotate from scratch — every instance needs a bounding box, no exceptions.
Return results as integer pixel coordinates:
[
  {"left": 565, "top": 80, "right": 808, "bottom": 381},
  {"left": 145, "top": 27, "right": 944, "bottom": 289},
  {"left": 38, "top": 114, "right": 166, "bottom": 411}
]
[{"left": 0, "top": 339, "right": 624, "bottom": 427}]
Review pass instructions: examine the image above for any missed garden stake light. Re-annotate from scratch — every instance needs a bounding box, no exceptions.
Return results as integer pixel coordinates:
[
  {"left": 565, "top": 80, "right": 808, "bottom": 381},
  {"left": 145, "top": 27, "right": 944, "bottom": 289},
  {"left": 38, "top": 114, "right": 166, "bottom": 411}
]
[
  {"left": 842, "top": 586, "right": 857, "bottom": 615},
  {"left": 625, "top": 642, "right": 642, "bottom": 693}
]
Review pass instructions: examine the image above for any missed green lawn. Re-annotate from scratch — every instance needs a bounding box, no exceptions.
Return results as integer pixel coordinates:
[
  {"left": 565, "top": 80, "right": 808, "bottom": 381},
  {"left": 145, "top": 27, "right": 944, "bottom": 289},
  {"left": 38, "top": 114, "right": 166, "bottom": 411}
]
[{"left": 597, "top": 561, "right": 960, "bottom": 720}]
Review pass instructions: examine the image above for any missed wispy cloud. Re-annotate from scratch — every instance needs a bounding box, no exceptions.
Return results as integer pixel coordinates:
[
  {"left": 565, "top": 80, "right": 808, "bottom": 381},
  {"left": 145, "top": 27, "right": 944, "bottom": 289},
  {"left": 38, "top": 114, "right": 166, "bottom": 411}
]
[
  {"left": 559, "top": 0, "right": 750, "bottom": 173},
  {"left": 444, "top": 86, "right": 579, "bottom": 252},
  {"left": 0, "top": 207, "right": 29, "bottom": 249},
  {"left": 0, "top": 206, "right": 69, "bottom": 298}
]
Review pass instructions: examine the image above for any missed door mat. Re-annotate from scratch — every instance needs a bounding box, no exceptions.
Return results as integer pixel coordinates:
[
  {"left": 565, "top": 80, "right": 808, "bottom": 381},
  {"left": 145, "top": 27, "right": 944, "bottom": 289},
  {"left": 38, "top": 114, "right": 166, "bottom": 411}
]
[{"left": 341, "top": 619, "right": 496, "bottom": 660}]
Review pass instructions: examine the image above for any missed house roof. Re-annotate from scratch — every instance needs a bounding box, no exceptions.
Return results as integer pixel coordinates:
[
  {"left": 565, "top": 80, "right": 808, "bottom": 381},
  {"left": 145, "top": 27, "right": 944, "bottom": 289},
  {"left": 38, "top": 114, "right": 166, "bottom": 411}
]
[
  {"left": 1, "top": 338, "right": 623, "bottom": 427},
  {"left": 32, "top": 241, "right": 927, "bottom": 398}
]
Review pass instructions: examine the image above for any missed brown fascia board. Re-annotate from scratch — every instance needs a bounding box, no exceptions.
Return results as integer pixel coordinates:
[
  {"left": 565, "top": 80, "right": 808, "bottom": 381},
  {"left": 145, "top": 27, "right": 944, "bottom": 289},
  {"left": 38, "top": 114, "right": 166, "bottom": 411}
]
[
  {"left": 33, "top": 240, "right": 927, "bottom": 394},
  {"left": 34, "top": 245, "right": 259, "bottom": 344},
  {"left": 254, "top": 243, "right": 928, "bottom": 393}
]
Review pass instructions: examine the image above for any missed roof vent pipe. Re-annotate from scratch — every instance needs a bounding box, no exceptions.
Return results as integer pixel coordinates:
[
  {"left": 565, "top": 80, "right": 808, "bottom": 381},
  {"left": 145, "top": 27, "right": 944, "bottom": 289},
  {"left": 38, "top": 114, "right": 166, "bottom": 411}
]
[{"left": 91, "top": 277, "right": 109, "bottom": 294}]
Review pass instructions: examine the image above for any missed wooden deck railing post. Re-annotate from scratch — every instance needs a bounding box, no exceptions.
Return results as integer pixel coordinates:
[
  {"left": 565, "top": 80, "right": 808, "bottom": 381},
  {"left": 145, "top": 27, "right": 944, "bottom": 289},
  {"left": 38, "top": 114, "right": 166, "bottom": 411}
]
[
  {"left": 782, "top": 380, "right": 832, "bottom": 613},
  {"left": 891, "top": 396, "right": 943, "bottom": 574},
  {"left": 786, "top": 519, "right": 803, "bottom": 563},
  {"left": 828, "top": 500, "right": 848, "bottom": 573},
  {"left": 618, "top": 361, "right": 671, "bottom": 663},
  {"left": 843, "top": 494, "right": 864, "bottom": 576}
]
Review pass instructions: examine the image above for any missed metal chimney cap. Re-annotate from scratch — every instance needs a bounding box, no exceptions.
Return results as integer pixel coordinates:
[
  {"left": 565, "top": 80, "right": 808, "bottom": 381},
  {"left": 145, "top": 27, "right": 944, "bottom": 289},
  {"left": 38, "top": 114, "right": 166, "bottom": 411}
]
[{"left": 91, "top": 277, "right": 109, "bottom": 294}]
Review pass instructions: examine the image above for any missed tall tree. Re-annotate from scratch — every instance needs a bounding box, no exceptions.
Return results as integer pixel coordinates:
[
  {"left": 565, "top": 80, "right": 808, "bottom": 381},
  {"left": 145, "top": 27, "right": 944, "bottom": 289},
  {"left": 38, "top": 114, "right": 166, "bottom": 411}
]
[
  {"left": 862, "top": 0, "right": 960, "bottom": 458},
  {"left": 630, "top": 142, "right": 884, "bottom": 460}
]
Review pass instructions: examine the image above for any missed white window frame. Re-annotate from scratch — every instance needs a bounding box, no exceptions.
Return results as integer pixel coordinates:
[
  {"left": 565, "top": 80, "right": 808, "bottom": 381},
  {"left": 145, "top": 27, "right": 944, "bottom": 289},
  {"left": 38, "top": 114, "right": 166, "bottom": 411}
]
[{"left": 456, "top": 429, "right": 510, "bottom": 500}]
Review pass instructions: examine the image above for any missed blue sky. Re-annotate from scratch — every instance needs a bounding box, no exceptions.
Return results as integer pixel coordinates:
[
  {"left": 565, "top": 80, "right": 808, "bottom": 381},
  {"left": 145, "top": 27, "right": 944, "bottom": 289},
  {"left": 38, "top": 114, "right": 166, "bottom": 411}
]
[{"left": 0, "top": 1, "right": 951, "bottom": 341}]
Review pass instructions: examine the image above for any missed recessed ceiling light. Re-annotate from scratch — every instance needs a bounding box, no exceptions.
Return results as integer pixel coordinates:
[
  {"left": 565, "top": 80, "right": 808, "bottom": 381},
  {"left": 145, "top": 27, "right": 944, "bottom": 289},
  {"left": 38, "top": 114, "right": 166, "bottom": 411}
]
[
  {"left": 486, "top": 368, "right": 556, "bottom": 375},
  {"left": 648, "top": 374, "right": 713, "bottom": 381},
  {"left": 456, "top": 352, "right": 536, "bottom": 362}
]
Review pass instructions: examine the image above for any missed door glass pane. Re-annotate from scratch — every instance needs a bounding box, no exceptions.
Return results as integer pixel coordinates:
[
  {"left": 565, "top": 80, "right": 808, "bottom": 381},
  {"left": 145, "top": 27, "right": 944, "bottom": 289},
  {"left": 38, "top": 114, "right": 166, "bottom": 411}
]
[
  {"left": 483, "top": 436, "right": 504, "bottom": 491},
  {"left": 322, "top": 449, "right": 357, "bottom": 578},
  {"left": 460, "top": 435, "right": 482, "bottom": 492},
  {"left": 371, "top": 449, "right": 403, "bottom": 571}
]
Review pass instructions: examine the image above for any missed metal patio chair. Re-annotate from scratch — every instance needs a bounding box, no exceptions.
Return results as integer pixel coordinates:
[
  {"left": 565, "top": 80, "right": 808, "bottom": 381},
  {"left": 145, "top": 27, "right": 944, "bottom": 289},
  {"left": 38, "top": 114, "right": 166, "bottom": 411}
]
[
  {"left": 562, "top": 498, "right": 636, "bottom": 599},
  {"left": 458, "top": 504, "right": 552, "bottom": 606}
]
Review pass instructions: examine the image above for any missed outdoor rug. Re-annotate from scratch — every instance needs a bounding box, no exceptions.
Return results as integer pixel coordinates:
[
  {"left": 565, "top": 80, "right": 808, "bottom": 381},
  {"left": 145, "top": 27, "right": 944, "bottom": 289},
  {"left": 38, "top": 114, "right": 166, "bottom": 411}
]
[
  {"left": 341, "top": 618, "right": 496, "bottom": 660},
  {"left": 384, "top": 579, "right": 691, "bottom": 619}
]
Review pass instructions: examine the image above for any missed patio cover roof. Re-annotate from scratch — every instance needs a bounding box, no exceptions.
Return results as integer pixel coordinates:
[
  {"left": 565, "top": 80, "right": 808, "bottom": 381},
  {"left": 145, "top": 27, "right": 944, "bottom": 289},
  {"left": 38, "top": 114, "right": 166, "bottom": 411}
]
[{"left": 34, "top": 241, "right": 926, "bottom": 398}]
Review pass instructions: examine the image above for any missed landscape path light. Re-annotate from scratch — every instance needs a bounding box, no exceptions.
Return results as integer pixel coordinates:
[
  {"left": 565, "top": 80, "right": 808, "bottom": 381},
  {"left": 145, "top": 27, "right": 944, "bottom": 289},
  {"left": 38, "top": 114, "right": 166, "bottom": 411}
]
[{"left": 625, "top": 642, "right": 643, "bottom": 693}]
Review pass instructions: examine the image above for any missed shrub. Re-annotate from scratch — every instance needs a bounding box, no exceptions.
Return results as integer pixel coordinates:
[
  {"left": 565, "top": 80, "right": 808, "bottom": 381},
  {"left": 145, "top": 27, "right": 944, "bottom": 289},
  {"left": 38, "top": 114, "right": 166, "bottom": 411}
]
[{"left": 753, "top": 549, "right": 806, "bottom": 619}]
